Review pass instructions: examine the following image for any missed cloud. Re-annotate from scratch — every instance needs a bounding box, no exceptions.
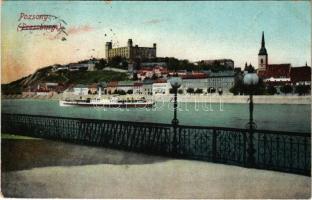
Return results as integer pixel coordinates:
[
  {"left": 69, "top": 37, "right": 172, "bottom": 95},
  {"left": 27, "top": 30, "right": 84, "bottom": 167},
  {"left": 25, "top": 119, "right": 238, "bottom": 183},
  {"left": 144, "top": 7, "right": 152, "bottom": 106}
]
[
  {"left": 67, "top": 25, "right": 94, "bottom": 35},
  {"left": 143, "top": 19, "right": 164, "bottom": 25}
]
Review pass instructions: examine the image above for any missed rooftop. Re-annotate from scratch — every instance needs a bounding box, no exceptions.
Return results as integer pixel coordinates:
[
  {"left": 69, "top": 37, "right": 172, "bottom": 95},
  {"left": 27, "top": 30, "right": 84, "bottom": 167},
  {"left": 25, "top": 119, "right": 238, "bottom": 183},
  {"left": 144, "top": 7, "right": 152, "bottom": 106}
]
[
  {"left": 258, "top": 64, "right": 291, "bottom": 79},
  {"left": 118, "top": 80, "right": 134, "bottom": 86},
  {"left": 290, "top": 66, "right": 311, "bottom": 83},
  {"left": 74, "top": 84, "right": 88, "bottom": 88}
]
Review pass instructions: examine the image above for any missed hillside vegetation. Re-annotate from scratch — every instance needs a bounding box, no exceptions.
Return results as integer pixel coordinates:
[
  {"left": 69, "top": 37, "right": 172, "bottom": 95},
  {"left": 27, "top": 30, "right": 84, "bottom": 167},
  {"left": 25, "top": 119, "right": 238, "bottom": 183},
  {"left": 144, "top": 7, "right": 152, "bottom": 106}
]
[{"left": 2, "top": 66, "right": 128, "bottom": 95}]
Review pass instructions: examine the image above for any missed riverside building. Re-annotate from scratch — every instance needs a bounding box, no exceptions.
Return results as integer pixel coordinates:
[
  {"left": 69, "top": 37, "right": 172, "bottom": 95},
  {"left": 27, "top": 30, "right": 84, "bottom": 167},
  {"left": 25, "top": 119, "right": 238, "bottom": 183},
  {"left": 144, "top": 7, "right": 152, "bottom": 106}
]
[
  {"left": 181, "top": 72, "right": 235, "bottom": 94},
  {"left": 105, "top": 39, "right": 157, "bottom": 60}
]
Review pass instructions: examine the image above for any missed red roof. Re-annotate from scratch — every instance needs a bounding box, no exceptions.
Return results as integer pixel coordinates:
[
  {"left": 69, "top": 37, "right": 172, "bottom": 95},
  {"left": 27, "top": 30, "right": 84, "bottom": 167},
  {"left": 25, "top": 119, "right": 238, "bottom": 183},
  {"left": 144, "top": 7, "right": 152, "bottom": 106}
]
[
  {"left": 140, "top": 67, "right": 153, "bottom": 71},
  {"left": 107, "top": 81, "right": 118, "bottom": 87},
  {"left": 88, "top": 83, "right": 98, "bottom": 88},
  {"left": 134, "top": 82, "right": 143, "bottom": 87},
  {"left": 36, "top": 88, "right": 50, "bottom": 92},
  {"left": 181, "top": 73, "right": 208, "bottom": 79},
  {"left": 290, "top": 66, "right": 311, "bottom": 83},
  {"left": 258, "top": 64, "right": 291, "bottom": 79},
  {"left": 154, "top": 79, "right": 167, "bottom": 83}
]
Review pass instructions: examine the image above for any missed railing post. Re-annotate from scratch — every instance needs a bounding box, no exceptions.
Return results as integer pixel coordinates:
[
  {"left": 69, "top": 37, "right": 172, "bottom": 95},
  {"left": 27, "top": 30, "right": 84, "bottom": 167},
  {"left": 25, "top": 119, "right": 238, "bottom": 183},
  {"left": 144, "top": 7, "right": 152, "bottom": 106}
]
[
  {"left": 212, "top": 128, "right": 217, "bottom": 162},
  {"left": 247, "top": 94, "right": 256, "bottom": 167},
  {"left": 243, "top": 130, "right": 247, "bottom": 166},
  {"left": 172, "top": 125, "right": 178, "bottom": 156},
  {"left": 247, "top": 129, "right": 256, "bottom": 167}
]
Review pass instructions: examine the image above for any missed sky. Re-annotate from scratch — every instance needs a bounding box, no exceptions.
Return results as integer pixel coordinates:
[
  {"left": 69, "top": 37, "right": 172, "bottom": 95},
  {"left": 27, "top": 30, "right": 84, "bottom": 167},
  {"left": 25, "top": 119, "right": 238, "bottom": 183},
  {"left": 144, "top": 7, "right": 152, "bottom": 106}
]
[{"left": 1, "top": 1, "right": 311, "bottom": 83}]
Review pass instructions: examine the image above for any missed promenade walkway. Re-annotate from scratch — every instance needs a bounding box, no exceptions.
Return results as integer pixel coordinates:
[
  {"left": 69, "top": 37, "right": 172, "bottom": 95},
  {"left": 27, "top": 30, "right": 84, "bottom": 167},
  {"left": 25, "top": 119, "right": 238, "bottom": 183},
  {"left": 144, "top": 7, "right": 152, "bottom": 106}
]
[{"left": 2, "top": 137, "right": 310, "bottom": 198}]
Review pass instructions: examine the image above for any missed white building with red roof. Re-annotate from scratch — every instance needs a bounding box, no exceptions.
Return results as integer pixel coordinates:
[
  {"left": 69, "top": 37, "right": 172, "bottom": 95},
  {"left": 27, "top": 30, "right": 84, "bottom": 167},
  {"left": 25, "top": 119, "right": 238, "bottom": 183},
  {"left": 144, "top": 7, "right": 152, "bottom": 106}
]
[
  {"left": 258, "top": 64, "right": 291, "bottom": 85},
  {"left": 137, "top": 66, "right": 168, "bottom": 80}
]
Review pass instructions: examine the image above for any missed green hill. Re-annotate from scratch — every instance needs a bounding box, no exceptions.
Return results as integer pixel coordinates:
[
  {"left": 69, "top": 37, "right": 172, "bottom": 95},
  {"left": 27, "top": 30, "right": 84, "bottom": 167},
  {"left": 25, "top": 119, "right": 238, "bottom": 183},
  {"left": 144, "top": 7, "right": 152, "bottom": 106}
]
[{"left": 2, "top": 67, "right": 129, "bottom": 95}]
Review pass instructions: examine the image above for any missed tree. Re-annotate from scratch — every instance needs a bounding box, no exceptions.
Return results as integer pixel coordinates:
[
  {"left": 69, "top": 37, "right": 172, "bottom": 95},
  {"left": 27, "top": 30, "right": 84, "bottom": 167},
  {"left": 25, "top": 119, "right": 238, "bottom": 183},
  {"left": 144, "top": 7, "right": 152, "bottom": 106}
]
[
  {"left": 108, "top": 56, "right": 128, "bottom": 69},
  {"left": 295, "top": 85, "right": 310, "bottom": 95},
  {"left": 118, "top": 90, "right": 127, "bottom": 95},
  {"left": 151, "top": 74, "right": 158, "bottom": 80},
  {"left": 280, "top": 85, "right": 293, "bottom": 94},
  {"left": 229, "top": 73, "right": 266, "bottom": 95},
  {"left": 266, "top": 85, "right": 277, "bottom": 95},
  {"left": 166, "top": 57, "right": 180, "bottom": 71},
  {"left": 170, "top": 88, "right": 183, "bottom": 94},
  {"left": 195, "top": 88, "right": 203, "bottom": 94},
  {"left": 207, "top": 87, "right": 216, "bottom": 93},
  {"left": 95, "top": 59, "right": 107, "bottom": 70},
  {"left": 127, "top": 90, "right": 133, "bottom": 94},
  {"left": 132, "top": 73, "right": 138, "bottom": 81},
  {"left": 229, "top": 86, "right": 239, "bottom": 95},
  {"left": 218, "top": 89, "right": 223, "bottom": 96},
  {"left": 186, "top": 88, "right": 194, "bottom": 94},
  {"left": 253, "top": 78, "right": 266, "bottom": 95}
]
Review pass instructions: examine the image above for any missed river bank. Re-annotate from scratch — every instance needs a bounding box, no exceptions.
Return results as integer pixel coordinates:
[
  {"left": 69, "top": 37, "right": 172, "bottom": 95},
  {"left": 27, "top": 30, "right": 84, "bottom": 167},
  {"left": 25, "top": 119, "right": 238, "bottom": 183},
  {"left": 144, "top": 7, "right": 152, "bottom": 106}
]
[
  {"left": 2, "top": 137, "right": 310, "bottom": 198},
  {"left": 1, "top": 94, "right": 311, "bottom": 104}
]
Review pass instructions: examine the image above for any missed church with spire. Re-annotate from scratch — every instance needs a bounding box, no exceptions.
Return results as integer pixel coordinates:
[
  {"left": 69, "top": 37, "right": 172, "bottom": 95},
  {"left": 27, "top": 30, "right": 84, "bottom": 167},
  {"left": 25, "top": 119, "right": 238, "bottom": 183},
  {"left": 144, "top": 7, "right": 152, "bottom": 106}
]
[
  {"left": 257, "top": 32, "right": 311, "bottom": 86},
  {"left": 257, "top": 32, "right": 291, "bottom": 85}
]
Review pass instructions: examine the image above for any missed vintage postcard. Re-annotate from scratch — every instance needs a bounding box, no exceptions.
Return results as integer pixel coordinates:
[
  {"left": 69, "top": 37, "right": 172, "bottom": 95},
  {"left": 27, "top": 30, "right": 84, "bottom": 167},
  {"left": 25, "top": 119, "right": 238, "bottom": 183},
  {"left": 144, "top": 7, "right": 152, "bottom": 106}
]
[{"left": 1, "top": 0, "right": 311, "bottom": 198}]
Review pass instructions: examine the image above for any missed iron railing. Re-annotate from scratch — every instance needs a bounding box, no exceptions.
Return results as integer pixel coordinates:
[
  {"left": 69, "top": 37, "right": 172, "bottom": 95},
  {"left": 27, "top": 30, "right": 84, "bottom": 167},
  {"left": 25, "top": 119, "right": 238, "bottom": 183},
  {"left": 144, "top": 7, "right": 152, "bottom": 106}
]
[{"left": 2, "top": 113, "right": 310, "bottom": 176}]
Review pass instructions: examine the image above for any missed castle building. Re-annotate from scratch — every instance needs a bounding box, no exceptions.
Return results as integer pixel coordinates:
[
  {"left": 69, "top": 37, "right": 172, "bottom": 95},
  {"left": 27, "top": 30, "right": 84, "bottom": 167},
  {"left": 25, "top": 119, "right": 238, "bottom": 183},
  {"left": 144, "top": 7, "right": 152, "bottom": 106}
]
[
  {"left": 258, "top": 32, "right": 268, "bottom": 71},
  {"left": 105, "top": 39, "right": 157, "bottom": 60}
]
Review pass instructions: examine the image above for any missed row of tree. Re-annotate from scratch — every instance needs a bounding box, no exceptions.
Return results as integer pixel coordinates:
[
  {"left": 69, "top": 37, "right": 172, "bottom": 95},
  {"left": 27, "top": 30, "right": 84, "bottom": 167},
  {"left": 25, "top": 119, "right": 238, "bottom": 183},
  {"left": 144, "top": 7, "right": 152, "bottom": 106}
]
[
  {"left": 94, "top": 56, "right": 234, "bottom": 72},
  {"left": 94, "top": 57, "right": 128, "bottom": 70},
  {"left": 169, "top": 88, "right": 223, "bottom": 95},
  {"left": 229, "top": 77, "right": 311, "bottom": 95}
]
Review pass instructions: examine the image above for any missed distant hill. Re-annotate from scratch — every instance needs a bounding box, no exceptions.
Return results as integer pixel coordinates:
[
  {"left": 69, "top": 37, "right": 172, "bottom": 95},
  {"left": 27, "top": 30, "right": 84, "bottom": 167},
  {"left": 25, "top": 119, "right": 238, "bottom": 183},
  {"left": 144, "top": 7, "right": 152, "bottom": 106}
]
[{"left": 2, "top": 65, "right": 129, "bottom": 95}]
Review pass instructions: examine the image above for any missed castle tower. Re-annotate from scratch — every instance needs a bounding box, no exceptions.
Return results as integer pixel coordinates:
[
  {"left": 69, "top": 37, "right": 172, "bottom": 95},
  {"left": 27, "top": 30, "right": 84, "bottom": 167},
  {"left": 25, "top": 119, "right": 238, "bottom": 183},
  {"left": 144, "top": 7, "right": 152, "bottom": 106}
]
[
  {"left": 105, "top": 42, "right": 112, "bottom": 59},
  {"left": 258, "top": 32, "right": 268, "bottom": 71},
  {"left": 128, "top": 39, "right": 133, "bottom": 47}
]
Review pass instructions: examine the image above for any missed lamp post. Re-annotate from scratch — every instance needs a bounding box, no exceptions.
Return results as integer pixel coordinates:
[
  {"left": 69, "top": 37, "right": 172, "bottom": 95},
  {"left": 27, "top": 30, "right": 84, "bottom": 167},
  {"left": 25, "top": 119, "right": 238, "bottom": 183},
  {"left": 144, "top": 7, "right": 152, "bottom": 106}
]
[
  {"left": 209, "top": 87, "right": 214, "bottom": 111},
  {"left": 243, "top": 71, "right": 259, "bottom": 167},
  {"left": 218, "top": 87, "right": 223, "bottom": 111},
  {"left": 169, "top": 75, "right": 182, "bottom": 155}
]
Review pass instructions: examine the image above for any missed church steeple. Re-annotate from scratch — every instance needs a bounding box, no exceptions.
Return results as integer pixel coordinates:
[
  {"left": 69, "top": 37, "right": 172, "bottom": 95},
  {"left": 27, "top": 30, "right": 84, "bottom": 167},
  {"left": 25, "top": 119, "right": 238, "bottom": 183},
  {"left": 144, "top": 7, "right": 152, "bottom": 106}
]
[
  {"left": 258, "top": 31, "right": 267, "bottom": 56},
  {"left": 261, "top": 32, "right": 265, "bottom": 48},
  {"left": 258, "top": 31, "right": 268, "bottom": 71}
]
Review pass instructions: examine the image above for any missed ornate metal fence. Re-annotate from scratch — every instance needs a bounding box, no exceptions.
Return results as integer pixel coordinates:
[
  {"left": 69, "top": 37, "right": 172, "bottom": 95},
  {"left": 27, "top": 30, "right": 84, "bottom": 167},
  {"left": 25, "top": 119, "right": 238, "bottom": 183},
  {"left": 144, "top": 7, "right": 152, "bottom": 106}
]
[{"left": 2, "top": 113, "right": 310, "bottom": 176}]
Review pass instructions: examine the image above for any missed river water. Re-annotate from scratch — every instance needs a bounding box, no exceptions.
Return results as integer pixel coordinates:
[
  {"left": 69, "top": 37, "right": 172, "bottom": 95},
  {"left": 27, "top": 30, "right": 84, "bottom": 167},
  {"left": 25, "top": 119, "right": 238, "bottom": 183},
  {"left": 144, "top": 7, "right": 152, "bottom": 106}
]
[{"left": 1, "top": 99, "right": 310, "bottom": 133}]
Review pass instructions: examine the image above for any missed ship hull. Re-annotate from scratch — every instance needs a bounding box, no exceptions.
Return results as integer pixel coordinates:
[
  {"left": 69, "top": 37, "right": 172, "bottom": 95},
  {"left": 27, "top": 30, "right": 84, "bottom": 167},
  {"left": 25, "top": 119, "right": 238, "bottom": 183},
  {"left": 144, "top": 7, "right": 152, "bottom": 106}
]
[{"left": 59, "top": 101, "right": 155, "bottom": 108}]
